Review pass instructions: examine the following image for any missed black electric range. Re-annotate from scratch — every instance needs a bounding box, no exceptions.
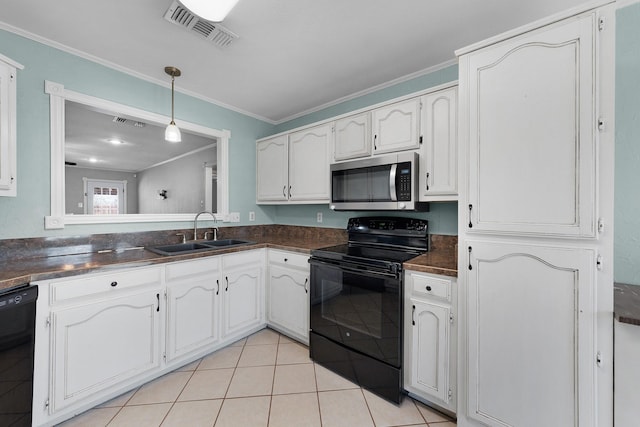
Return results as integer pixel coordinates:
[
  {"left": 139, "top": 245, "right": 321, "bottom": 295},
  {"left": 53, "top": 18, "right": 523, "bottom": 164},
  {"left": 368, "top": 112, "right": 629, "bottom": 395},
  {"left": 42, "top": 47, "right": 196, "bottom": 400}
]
[{"left": 308, "top": 216, "right": 428, "bottom": 403}]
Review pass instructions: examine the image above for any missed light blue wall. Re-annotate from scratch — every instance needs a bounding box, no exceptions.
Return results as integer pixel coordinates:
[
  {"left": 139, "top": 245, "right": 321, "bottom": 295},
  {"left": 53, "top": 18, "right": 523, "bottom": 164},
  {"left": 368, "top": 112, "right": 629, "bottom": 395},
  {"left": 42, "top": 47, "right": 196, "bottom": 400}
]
[
  {"left": 273, "top": 203, "right": 458, "bottom": 236},
  {"left": 0, "top": 27, "right": 461, "bottom": 239},
  {"left": 615, "top": 3, "right": 640, "bottom": 285},
  {"left": 9, "top": 4, "right": 636, "bottom": 247},
  {"left": 0, "top": 28, "right": 276, "bottom": 239}
]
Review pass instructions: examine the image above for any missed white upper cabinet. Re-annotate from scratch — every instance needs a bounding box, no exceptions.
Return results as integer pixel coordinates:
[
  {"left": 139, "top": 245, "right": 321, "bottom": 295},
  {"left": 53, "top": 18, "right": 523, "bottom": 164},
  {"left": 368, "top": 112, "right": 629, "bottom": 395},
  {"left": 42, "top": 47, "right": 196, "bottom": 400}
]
[
  {"left": 372, "top": 97, "right": 421, "bottom": 154},
  {"left": 333, "top": 112, "right": 371, "bottom": 161},
  {"left": 256, "top": 135, "right": 289, "bottom": 202},
  {"left": 419, "top": 87, "right": 458, "bottom": 200},
  {"left": 0, "top": 54, "right": 23, "bottom": 197},
  {"left": 463, "top": 14, "right": 596, "bottom": 237},
  {"left": 288, "top": 123, "right": 332, "bottom": 202},
  {"left": 256, "top": 123, "right": 332, "bottom": 204}
]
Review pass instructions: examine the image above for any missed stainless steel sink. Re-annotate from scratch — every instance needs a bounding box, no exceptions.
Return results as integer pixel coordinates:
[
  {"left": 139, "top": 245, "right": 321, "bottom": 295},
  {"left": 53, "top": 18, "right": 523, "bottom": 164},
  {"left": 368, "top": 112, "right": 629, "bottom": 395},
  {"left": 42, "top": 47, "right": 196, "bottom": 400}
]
[{"left": 148, "top": 239, "right": 255, "bottom": 256}]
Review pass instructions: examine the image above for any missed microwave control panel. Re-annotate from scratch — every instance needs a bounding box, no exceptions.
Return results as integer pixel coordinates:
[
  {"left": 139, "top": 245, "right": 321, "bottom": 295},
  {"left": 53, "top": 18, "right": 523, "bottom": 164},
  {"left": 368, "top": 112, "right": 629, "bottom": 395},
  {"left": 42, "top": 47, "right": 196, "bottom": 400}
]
[{"left": 397, "top": 162, "right": 411, "bottom": 201}]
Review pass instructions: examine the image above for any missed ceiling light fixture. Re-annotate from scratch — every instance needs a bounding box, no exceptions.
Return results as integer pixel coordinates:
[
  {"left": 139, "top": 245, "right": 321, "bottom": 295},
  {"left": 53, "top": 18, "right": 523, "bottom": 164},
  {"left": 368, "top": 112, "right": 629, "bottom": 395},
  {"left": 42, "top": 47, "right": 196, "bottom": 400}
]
[
  {"left": 107, "top": 138, "right": 123, "bottom": 145},
  {"left": 180, "top": 0, "right": 240, "bottom": 22},
  {"left": 164, "top": 66, "right": 182, "bottom": 143}
]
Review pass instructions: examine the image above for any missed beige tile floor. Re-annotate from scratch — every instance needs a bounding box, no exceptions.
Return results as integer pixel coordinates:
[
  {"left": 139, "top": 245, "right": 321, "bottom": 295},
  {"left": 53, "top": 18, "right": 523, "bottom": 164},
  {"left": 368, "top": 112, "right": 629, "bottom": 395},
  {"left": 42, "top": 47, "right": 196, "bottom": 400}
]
[{"left": 59, "top": 328, "right": 456, "bottom": 427}]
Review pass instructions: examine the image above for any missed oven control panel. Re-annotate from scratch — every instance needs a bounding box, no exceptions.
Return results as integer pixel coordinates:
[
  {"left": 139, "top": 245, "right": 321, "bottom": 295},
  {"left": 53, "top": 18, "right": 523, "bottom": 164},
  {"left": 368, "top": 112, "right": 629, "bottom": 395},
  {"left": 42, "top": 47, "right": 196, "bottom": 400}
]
[{"left": 347, "top": 217, "right": 428, "bottom": 233}]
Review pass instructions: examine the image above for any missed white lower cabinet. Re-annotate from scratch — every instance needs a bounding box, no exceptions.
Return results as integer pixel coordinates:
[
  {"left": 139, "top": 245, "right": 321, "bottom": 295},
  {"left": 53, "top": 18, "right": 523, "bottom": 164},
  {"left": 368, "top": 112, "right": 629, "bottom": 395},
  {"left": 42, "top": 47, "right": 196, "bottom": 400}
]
[
  {"left": 46, "top": 266, "right": 164, "bottom": 415},
  {"left": 266, "top": 250, "right": 310, "bottom": 344},
  {"left": 50, "top": 291, "right": 162, "bottom": 412},
  {"left": 165, "top": 258, "right": 221, "bottom": 363},
  {"left": 221, "top": 251, "right": 264, "bottom": 338},
  {"left": 464, "top": 241, "right": 596, "bottom": 427},
  {"left": 404, "top": 270, "right": 456, "bottom": 413},
  {"left": 34, "top": 250, "right": 266, "bottom": 427}
]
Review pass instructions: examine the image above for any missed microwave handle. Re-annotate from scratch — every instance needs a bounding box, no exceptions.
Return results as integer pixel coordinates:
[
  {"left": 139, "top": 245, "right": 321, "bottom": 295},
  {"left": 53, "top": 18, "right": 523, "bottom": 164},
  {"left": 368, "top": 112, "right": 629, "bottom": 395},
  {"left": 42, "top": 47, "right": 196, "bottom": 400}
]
[{"left": 389, "top": 163, "right": 397, "bottom": 201}]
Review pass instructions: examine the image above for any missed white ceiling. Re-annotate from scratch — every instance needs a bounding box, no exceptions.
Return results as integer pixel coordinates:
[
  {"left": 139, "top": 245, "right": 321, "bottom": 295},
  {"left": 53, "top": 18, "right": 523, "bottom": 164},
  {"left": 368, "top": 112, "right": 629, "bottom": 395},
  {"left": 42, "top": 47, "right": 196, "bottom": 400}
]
[{"left": 1, "top": 0, "right": 592, "bottom": 123}]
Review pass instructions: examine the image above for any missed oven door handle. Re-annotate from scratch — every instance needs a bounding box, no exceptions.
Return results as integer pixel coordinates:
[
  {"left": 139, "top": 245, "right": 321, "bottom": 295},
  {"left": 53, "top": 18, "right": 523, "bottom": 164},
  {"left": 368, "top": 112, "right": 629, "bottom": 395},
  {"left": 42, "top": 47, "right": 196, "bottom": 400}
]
[{"left": 309, "top": 258, "right": 399, "bottom": 279}]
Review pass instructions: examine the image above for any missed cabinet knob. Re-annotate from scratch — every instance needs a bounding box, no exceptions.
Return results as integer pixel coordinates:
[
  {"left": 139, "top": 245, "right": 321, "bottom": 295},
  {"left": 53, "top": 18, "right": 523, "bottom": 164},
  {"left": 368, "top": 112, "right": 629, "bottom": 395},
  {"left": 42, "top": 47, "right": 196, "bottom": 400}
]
[
  {"left": 426, "top": 285, "right": 432, "bottom": 291},
  {"left": 284, "top": 258, "right": 288, "bottom": 262},
  {"left": 110, "top": 281, "right": 118, "bottom": 287}
]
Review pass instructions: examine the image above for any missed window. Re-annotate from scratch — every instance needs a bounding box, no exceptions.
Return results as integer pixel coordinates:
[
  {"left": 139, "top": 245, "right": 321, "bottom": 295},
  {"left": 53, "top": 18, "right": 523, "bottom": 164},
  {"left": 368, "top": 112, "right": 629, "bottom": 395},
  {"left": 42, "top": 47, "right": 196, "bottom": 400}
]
[{"left": 84, "top": 179, "right": 126, "bottom": 215}]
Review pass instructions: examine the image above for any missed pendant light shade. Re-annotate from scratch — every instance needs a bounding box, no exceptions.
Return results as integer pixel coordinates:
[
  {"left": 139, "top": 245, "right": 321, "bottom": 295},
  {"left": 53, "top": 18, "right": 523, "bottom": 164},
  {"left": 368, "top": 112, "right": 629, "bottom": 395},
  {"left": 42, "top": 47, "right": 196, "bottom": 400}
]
[
  {"left": 180, "top": 0, "right": 240, "bottom": 22},
  {"left": 165, "top": 122, "right": 181, "bottom": 143},
  {"left": 164, "top": 66, "right": 181, "bottom": 143}
]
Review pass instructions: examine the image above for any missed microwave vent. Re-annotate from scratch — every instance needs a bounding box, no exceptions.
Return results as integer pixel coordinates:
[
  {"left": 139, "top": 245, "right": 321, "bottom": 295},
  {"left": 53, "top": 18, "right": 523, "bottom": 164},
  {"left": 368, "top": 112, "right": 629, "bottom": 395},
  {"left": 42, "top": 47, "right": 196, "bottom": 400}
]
[{"left": 164, "top": 0, "right": 239, "bottom": 49}]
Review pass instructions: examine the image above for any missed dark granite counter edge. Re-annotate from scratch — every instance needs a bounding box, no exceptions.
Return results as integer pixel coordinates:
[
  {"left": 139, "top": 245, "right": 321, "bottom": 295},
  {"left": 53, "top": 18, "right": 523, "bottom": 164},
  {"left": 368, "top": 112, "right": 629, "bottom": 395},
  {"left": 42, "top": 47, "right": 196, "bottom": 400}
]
[
  {"left": 614, "top": 282, "right": 640, "bottom": 326},
  {"left": 0, "top": 229, "right": 458, "bottom": 290}
]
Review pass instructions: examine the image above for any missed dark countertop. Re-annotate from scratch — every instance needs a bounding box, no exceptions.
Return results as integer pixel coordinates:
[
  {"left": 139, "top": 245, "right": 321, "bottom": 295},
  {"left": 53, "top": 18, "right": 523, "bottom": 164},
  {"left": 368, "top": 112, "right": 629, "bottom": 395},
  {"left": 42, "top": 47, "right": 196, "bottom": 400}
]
[
  {"left": 403, "top": 234, "right": 458, "bottom": 277},
  {"left": 403, "top": 250, "right": 457, "bottom": 277},
  {"left": 0, "top": 228, "right": 458, "bottom": 290},
  {"left": 615, "top": 282, "right": 640, "bottom": 326}
]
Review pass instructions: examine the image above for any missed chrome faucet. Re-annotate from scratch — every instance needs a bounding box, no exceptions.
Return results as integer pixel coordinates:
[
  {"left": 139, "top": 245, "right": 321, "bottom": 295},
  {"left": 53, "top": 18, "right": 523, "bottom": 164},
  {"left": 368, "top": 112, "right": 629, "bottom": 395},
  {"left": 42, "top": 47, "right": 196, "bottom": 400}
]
[{"left": 193, "top": 211, "right": 217, "bottom": 241}]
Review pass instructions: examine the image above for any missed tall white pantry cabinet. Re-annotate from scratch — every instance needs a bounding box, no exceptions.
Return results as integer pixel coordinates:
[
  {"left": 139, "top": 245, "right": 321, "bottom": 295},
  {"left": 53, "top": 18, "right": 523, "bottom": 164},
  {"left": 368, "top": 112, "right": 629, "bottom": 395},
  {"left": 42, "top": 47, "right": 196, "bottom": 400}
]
[{"left": 456, "top": 3, "right": 615, "bottom": 427}]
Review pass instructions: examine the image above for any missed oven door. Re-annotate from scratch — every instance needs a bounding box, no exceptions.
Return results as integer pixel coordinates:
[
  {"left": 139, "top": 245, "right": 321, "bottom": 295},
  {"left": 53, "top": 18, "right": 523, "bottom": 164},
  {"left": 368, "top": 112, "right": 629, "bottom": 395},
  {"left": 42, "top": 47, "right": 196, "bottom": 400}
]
[{"left": 309, "top": 258, "right": 402, "bottom": 367}]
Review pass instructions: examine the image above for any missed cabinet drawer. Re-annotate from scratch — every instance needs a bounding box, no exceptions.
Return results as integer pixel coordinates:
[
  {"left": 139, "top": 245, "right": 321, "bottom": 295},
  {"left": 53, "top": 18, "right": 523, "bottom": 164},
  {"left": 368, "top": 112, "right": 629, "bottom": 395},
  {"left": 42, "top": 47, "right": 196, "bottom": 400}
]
[
  {"left": 410, "top": 273, "right": 451, "bottom": 302},
  {"left": 268, "top": 250, "right": 309, "bottom": 270},
  {"left": 165, "top": 257, "right": 220, "bottom": 281},
  {"left": 50, "top": 266, "right": 162, "bottom": 304},
  {"left": 222, "top": 249, "right": 264, "bottom": 269}
]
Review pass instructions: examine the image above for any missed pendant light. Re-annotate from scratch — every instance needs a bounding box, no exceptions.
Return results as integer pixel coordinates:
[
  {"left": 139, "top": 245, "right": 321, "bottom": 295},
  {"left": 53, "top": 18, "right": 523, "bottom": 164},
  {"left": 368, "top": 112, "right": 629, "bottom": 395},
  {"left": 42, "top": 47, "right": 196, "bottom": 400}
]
[
  {"left": 164, "top": 66, "right": 181, "bottom": 143},
  {"left": 180, "top": 0, "right": 240, "bottom": 22}
]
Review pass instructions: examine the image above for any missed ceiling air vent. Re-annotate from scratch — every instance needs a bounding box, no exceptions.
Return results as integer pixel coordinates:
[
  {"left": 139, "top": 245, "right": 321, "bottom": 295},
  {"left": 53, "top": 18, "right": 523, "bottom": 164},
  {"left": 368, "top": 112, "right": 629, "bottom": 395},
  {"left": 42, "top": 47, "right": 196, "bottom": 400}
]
[
  {"left": 164, "top": 1, "right": 239, "bottom": 49},
  {"left": 112, "top": 116, "right": 146, "bottom": 128}
]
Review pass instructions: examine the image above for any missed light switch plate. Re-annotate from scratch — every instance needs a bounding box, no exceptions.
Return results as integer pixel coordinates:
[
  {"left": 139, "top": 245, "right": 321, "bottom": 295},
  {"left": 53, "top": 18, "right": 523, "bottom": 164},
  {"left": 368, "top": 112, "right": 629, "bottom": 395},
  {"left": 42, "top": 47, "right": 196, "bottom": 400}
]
[
  {"left": 249, "top": 211, "right": 255, "bottom": 221},
  {"left": 317, "top": 212, "right": 323, "bottom": 223},
  {"left": 229, "top": 212, "right": 240, "bottom": 222}
]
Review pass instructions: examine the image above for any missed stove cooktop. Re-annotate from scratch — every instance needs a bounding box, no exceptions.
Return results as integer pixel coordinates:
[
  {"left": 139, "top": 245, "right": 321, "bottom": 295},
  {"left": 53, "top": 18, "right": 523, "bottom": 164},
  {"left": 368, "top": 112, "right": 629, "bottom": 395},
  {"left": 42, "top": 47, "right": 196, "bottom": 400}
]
[{"left": 311, "top": 243, "right": 424, "bottom": 265}]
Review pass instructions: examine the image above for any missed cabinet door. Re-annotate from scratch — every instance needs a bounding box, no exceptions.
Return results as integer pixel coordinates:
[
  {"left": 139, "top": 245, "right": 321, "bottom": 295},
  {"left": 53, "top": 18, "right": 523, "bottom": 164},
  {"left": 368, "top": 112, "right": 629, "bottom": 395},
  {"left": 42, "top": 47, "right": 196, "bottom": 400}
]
[
  {"left": 406, "top": 299, "right": 451, "bottom": 403},
  {"left": 50, "top": 291, "right": 161, "bottom": 413},
  {"left": 465, "top": 240, "right": 596, "bottom": 427},
  {"left": 334, "top": 112, "right": 371, "bottom": 161},
  {"left": 268, "top": 264, "right": 309, "bottom": 343},
  {"left": 372, "top": 98, "right": 421, "bottom": 154},
  {"left": 419, "top": 87, "right": 457, "bottom": 200},
  {"left": 222, "top": 265, "right": 263, "bottom": 338},
  {"left": 256, "top": 135, "right": 289, "bottom": 202},
  {"left": 166, "top": 264, "right": 220, "bottom": 363},
  {"left": 288, "top": 123, "right": 332, "bottom": 201},
  {"left": 0, "top": 59, "right": 19, "bottom": 197},
  {"left": 465, "top": 14, "right": 596, "bottom": 237}
]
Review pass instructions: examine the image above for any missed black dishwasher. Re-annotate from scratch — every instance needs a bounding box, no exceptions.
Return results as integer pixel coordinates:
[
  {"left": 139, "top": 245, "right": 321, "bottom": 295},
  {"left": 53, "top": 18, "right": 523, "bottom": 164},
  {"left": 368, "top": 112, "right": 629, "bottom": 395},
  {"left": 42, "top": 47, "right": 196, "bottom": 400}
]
[{"left": 0, "top": 284, "right": 38, "bottom": 427}]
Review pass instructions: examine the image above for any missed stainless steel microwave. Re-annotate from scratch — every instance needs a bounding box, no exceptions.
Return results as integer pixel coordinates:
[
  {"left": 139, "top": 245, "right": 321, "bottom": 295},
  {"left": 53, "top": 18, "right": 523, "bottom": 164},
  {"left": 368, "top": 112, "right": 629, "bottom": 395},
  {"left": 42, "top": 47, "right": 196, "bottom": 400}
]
[{"left": 329, "top": 152, "right": 428, "bottom": 211}]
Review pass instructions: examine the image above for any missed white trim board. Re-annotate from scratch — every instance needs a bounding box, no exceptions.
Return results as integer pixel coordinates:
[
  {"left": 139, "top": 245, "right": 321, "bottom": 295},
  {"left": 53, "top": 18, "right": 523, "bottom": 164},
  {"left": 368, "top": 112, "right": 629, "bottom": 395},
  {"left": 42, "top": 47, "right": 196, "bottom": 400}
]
[{"left": 44, "top": 81, "right": 230, "bottom": 229}]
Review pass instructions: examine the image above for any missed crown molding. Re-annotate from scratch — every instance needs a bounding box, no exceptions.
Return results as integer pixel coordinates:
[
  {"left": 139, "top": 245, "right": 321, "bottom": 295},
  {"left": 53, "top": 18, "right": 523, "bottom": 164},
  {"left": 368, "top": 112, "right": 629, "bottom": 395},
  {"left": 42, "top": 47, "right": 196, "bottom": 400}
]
[
  {"left": 274, "top": 58, "right": 458, "bottom": 125},
  {"left": 0, "top": 20, "right": 277, "bottom": 124}
]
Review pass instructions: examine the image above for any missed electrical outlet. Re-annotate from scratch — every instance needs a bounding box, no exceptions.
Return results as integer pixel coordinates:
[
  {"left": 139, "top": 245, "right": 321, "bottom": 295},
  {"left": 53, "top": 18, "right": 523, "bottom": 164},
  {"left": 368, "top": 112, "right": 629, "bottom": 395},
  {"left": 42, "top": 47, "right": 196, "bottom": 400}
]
[
  {"left": 249, "top": 211, "right": 255, "bottom": 221},
  {"left": 229, "top": 212, "right": 240, "bottom": 222},
  {"left": 317, "top": 212, "right": 323, "bottom": 223}
]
